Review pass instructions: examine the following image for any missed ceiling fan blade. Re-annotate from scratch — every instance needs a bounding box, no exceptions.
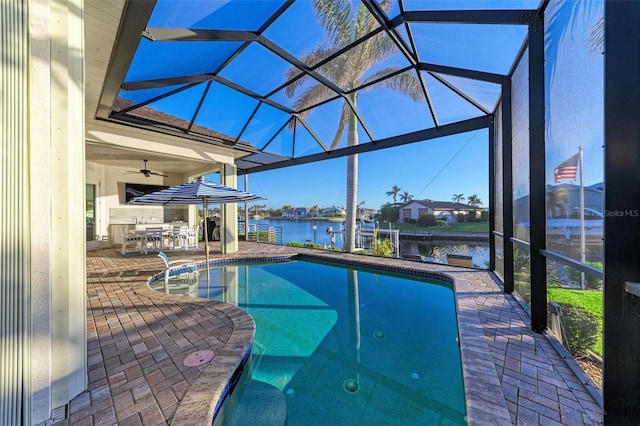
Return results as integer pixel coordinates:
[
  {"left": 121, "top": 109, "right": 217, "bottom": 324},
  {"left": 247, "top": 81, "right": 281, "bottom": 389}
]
[{"left": 125, "top": 161, "right": 167, "bottom": 177}]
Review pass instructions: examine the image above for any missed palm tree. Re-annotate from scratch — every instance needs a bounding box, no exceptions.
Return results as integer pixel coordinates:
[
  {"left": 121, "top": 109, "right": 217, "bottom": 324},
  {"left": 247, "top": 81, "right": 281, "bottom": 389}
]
[
  {"left": 285, "top": 0, "right": 422, "bottom": 251},
  {"left": 310, "top": 204, "right": 319, "bottom": 217},
  {"left": 546, "top": 186, "right": 569, "bottom": 218},
  {"left": 467, "top": 194, "right": 483, "bottom": 208},
  {"left": 452, "top": 193, "right": 465, "bottom": 203},
  {"left": 386, "top": 185, "right": 402, "bottom": 204},
  {"left": 400, "top": 191, "right": 413, "bottom": 203}
]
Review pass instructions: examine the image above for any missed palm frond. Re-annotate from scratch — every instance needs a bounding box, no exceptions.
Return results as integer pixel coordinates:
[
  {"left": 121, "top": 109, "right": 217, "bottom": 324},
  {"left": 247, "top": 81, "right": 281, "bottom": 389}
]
[
  {"left": 361, "top": 68, "right": 423, "bottom": 102},
  {"left": 302, "top": 45, "right": 341, "bottom": 68},
  {"left": 545, "top": 1, "right": 602, "bottom": 81},
  {"left": 355, "top": 2, "right": 368, "bottom": 39},
  {"left": 284, "top": 46, "right": 337, "bottom": 98},
  {"left": 313, "top": 0, "right": 353, "bottom": 47},
  {"left": 318, "top": 54, "right": 351, "bottom": 84},
  {"left": 363, "top": 31, "right": 398, "bottom": 65},
  {"left": 588, "top": 16, "right": 604, "bottom": 54},
  {"left": 283, "top": 70, "right": 308, "bottom": 98},
  {"left": 293, "top": 83, "right": 338, "bottom": 115}
]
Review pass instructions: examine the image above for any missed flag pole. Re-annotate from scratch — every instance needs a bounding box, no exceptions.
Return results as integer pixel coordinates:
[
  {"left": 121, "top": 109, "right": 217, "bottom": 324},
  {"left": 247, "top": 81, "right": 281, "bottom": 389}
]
[{"left": 579, "top": 146, "right": 586, "bottom": 289}]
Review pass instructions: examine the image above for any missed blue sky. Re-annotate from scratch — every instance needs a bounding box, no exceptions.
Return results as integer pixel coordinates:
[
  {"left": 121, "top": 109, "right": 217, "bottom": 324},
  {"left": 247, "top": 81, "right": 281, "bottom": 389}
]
[
  {"left": 238, "top": 129, "right": 489, "bottom": 210},
  {"left": 133, "top": 0, "right": 603, "bottom": 212},
  {"left": 232, "top": 0, "right": 603, "bottom": 212}
]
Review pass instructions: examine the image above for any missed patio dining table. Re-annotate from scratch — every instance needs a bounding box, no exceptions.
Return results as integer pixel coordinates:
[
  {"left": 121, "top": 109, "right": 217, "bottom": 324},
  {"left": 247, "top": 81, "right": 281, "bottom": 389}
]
[{"left": 124, "top": 224, "right": 195, "bottom": 254}]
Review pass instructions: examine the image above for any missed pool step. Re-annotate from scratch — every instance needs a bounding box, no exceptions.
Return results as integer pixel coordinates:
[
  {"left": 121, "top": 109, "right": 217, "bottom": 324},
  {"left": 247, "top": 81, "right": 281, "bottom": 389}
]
[{"left": 225, "top": 380, "right": 287, "bottom": 426}]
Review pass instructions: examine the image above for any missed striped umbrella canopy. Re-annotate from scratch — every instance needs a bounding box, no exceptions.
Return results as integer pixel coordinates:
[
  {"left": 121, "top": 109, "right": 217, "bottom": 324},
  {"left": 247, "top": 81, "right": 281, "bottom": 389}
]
[
  {"left": 127, "top": 177, "right": 264, "bottom": 263},
  {"left": 127, "top": 176, "right": 264, "bottom": 205}
]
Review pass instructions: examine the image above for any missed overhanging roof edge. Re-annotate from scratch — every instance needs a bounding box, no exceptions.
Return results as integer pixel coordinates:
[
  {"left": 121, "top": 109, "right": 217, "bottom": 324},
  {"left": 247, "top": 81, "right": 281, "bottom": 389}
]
[
  {"left": 97, "top": 116, "right": 259, "bottom": 154},
  {"left": 96, "top": 0, "right": 157, "bottom": 119}
]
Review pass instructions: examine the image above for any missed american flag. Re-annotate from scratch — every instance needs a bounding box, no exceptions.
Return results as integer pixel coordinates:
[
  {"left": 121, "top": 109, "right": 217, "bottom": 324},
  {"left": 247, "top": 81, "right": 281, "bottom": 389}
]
[{"left": 554, "top": 153, "right": 579, "bottom": 183}]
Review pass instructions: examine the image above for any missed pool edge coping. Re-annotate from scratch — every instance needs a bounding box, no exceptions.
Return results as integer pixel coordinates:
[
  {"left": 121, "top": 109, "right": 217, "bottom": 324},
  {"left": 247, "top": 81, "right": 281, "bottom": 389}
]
[{"left": 132, "top": 279, "right": 256, "bottom": 426}]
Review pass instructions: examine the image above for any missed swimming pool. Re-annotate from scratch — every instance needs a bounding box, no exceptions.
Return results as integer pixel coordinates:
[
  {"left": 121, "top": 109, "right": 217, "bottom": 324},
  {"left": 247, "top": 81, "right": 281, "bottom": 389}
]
[{"left": 153, "top": 257, "right": 466, "bottom": 425}]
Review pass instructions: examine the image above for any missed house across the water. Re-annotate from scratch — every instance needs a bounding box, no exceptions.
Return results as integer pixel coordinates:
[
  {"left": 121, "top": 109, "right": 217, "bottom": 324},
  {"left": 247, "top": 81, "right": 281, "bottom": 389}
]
[{"left": 399, "top": 199, "right": 486, "bottom": 223}]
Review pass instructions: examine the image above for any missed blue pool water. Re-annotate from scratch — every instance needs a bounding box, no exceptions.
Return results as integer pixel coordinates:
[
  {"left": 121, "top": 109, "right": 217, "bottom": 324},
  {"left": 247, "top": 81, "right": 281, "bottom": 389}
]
[{"left": 155, "top": 258, "right": 466, "bottom": 425}]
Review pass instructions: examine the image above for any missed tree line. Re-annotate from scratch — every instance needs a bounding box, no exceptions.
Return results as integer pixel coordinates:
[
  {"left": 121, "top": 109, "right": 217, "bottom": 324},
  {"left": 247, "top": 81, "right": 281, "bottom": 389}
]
[{"left": 386, "top": 185, "right": 483, "bottom": 208}]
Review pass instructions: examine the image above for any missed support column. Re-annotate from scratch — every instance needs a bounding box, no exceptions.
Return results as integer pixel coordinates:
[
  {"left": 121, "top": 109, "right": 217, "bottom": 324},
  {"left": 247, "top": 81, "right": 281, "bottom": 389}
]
[
  {"left": 488, "top": 116, "right": 496, "bottom": 271},
  {"left": 603, "top": 2, "right": 640, "bottom": 423},
  {"left": 501, "top": 80, "right": 514, "bottom": 293},
  {"left": 220, "top": 163, "right": 238, "bottom": 254},
  {"left": 528, "top": 14, "right": 547, "bottom": 332},
  {"left": 48, "top": 0, "right": 87, "bottom": 410}
]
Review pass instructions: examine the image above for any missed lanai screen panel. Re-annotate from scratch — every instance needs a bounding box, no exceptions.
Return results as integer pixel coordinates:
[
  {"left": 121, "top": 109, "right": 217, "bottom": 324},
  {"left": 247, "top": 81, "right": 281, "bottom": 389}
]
[
  {"left": 544, "top": 0, "right": 604, "bottom": 265},
  {"left": 544, "top": 0, "right": 604, "bottom": 367},
  {"left": 494, "top": 101, "right": 504, "bottom": 278},
  {"left": 104, "top": 1, "right": 534, "bottom": 172},
  {"left": 512, "top": 49, "right": 531, "bottom": 305}
]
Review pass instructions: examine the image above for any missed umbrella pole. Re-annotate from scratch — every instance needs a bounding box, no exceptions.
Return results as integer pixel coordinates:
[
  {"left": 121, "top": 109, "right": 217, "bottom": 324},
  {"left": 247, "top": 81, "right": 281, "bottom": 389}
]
[
  {"left": 203, "top": 198, "right": 211, "bottom": 292},
  {"left": 203, "top": 198, "right": 210, "bottom": 267}
]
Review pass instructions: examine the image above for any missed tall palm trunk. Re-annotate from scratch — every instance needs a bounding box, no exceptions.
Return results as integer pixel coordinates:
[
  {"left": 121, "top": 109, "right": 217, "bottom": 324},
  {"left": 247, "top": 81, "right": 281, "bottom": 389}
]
[{"left": 344, "top": 96, "right": 358, "bottom": 252}]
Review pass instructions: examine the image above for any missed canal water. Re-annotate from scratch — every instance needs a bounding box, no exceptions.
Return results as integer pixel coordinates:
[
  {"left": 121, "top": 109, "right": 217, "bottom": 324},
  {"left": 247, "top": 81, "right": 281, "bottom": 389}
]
[{"left": 246, "top": 219, "right": 490, "bottom": 268}]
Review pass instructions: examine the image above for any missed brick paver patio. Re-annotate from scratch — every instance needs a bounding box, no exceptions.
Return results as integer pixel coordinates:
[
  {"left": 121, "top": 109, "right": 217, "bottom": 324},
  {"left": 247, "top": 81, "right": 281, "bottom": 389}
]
[{"left": 45, "top": 242, "right": 602, "bottom": 425}]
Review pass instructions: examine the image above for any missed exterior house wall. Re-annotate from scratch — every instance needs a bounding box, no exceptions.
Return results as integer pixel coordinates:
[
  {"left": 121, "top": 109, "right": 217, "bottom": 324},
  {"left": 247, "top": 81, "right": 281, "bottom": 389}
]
[
  {"left": 220, "top": 163, "right": 238, "bottom": 254},
  {"left": 0, "top": 0, "right": 89, "bottom": 422},
  {"left": 282, "top": 208, "right": 308, "bottom": 218},
  {"left": 400, "top": 200, "right": 487, "bottom": 223},
  {"left": 323, "top": 207, "right": 345, "bottom": 216},
  {"left": 401, "top": 202, "right": 434, "bottom": 221},
  {"left": 434, "top": 210, "right": 457, "bottom": 223}
]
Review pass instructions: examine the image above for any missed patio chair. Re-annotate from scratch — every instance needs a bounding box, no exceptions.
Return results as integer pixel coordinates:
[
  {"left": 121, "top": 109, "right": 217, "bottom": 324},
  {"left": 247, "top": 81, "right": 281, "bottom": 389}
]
[
  {"left": 171, "top": 225, "right": 189, "bottom": 251},
  {"left": 143, "top": 227, "right": 164, "bottom": 254},
  {"left": 120, "top": 226, "right": 141, "bottom": 255},
  {"left": 157, "top": 251, "right": 199, "bottom": 291},
  {"left": 186, "top": 225, "right": 199, "bottom": 250}
]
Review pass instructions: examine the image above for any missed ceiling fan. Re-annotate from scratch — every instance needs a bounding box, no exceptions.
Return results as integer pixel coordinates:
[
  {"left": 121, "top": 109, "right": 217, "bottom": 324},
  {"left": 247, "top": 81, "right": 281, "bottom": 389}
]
[{"left": 126, "top": 159, "right": 168, "bottom": 177}]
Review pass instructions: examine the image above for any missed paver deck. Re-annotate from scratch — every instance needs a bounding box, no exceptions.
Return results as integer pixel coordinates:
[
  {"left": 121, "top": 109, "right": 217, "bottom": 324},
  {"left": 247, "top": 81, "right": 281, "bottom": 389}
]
[{"left": 46, "top": 242, "right": 602, "bottom": 425}]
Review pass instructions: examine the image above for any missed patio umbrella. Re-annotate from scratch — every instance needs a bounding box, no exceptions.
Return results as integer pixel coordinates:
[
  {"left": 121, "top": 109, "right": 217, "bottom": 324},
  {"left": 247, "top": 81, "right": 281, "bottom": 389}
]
[{"left": 127, "top": 176, "right": 264, "bottom": 266}]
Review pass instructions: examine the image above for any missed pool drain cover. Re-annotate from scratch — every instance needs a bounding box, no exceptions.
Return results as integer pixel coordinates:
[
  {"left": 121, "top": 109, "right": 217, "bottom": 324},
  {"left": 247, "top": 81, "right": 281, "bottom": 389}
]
[
  {"left": 183, "top": 349, "right": 216, "bottom": 367},
  {"left": 343, "top": 379, "right": 359, "bottom": 393},
  {"left": 373, "top": 330, "right": 386, "bottom": 340}
]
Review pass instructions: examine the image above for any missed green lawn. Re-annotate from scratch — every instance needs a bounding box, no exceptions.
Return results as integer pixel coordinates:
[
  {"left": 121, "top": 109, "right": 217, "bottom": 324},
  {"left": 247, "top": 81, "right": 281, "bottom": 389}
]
[
  {"left": 383, "top": 221, "right": 489, "bottom": 233},
  {"left": 548, "top": 287, "right": 603, "bottom": 356}
]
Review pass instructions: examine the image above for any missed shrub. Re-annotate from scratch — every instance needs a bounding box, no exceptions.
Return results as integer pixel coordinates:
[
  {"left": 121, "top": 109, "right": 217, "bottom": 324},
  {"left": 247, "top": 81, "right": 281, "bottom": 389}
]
[
  {"left": 372, "top": 237, "right": 392, "bottom": 257},
  {"left": 457, "top": 212, "right": 466, "bottom": 222},
  {"left": 558, "top": 303, "right": 599, "bottom": 356},
  {"left": 514, "top": 246, "right": 530, "bottom": 271},
  {"left": 417, "top": 213, "right": 438, "bottom": 227},
  {"left": 547, "top": 269, "right": 562, "bottom": 288},
  {"left": 378, "top": 203, "right": 399, "bottom": 222},
  {"left": 286, "top": 241, "right": 305, "bottom": 247},
  {"left": 480, "top": 210, "right": 489, "bottom": 222},
  {"left": 467, "top": 210, "right": 479, "bottom": 222},
  {"left": 565, "top": 261, "right": 603, "bottom": 290},
  {"left": 436, "top": 219, "right": 448, "bottom": 227}
]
